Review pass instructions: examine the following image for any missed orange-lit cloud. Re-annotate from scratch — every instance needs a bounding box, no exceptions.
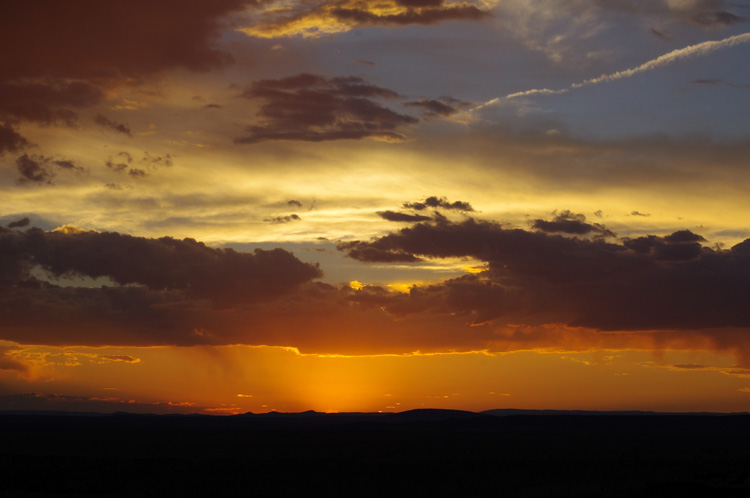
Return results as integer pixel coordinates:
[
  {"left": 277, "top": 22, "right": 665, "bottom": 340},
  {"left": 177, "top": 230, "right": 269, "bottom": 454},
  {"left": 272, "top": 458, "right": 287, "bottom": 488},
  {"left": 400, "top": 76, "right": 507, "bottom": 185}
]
[{"left": 242, "top": 0, "right": 492, "bottom": 38}]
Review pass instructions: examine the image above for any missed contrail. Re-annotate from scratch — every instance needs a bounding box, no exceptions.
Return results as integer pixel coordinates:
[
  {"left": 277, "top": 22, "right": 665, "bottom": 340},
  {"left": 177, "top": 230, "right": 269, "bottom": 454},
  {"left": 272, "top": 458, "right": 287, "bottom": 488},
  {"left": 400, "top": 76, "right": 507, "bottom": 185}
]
[{"left": 474, "top": 32, "right": 750, "bottom": 110}]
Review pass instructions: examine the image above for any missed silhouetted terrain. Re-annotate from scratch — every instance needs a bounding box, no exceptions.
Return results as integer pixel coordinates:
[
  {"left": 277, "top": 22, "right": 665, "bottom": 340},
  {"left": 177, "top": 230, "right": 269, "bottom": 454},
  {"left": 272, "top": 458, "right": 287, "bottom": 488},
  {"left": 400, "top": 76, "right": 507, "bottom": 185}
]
[{"left": 2, "top": 410, "right": 750, "bottom": 497}]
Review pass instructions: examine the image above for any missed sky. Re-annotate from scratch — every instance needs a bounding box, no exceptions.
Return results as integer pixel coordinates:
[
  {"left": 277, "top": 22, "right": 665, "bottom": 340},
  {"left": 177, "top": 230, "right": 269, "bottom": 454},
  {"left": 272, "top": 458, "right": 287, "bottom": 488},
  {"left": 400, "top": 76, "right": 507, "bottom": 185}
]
[{"left": 2, "top": 0, "right": 750, "bottom": 414}]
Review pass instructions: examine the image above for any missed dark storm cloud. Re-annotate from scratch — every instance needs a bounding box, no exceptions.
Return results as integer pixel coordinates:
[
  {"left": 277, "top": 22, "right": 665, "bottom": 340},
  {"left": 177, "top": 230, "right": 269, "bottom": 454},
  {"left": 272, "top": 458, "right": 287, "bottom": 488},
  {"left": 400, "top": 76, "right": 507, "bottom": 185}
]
[
  {"left": 1, "top": 227, "right": 320, "bottom": 301},
  {"left": 0, "top": 2, "right": 255, "bottom": 153},
  {"left": 7, "top": 217, "right": 31, "bottom": 229},
  {"left": 16, "top": 154, "right": 84, "bottom": 185},
  {"left": 287, "top": 200, "right": 303, "bottom": 208},
  {"left": 377, "top": 210, "right": 433, "bottom": 222},
  {"left": 0, "top": 226, "right": 322, "bottom": 346},
  {"left": 337, "top": 216, "right": 750, "bottom": 338},
  {"left": 403, "top": 196, "right": 474, "bottom": 212},
  {"left": 0, "top": 1, "right": 254, "bottom": 81},
  {"left": 532, "top": 210, "right": 615, "bottom": 237},
  {"left": 235, "top": 73, "right": 418, "bottom": 143},
  {"left": 264, "top": 214, "right": 301, "bottom": 223},
  {"left": 94, "top": 114, "right": 133, "bottom": 137}
]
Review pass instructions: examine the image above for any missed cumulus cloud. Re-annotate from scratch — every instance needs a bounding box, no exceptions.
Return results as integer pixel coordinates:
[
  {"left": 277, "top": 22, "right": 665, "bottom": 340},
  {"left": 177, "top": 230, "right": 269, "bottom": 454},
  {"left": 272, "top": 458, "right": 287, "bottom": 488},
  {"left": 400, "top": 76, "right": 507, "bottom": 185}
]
[
  {"left": 0, "top": 226, "right": 324, "bottom": 347},
  {"left": 235, "top": 73, "right": 418, "bottom": 144},
  {"left": 241, "top": 0, "right": 491, "bottom": 38},
  {"left": 337, "top": 215, "right": 750, "bottom": 348}
]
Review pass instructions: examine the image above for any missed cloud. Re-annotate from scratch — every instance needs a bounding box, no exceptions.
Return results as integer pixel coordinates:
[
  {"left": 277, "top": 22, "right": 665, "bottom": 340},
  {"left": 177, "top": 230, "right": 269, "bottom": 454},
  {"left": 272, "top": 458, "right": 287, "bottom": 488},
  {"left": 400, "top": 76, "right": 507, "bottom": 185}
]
[
  {"left": 7, "top": 217, "right": 31, "bottom": 229},
  {"left": 105, "top": 152, "right": 172, "bottom": 178},
  {"left": 0, "top": 392, "right": 201, "bottom": 414},
  {"left": 572, "top": 32, "right": 750, "bottom": 88},
  {"left": 16, "top": 154, "right": 84, "bottom": 185},
  {"left": 0, "top": 226, "right": 326, "bottom": 347},
  {"left": 404, "top": 98, "right": 464, "bottom": 118},
  {"left": 94, "top": 114, "right": 133, "bottom": 137},
  {"left": 3, "top": 220, "right": 750, "bottom": 362},
  {"left": 0, "top": 346, "right": 28, "bottom": 374},
  {"left": 0, "top": 2, "right": 256, "bottom": 150},
  {"left": 288, "top": 200, "right": 303, "bottom": 208},
  {"left": 0, "top": 123, "right": 27, "bottom": 154},
  {"left": 690, "top": 10, "right": 744, "bottom": 26},
  {"left": 532, "top": 210, "right": 615, "bottom": 237},
  {"left": 377, "top": 210, "right": 433, "bottom": 222},
  {"left": 1, "top": 226, "right": 321, "bottom": 303},
  {"left": 264, "top": 214, "right": 301, "bottom": 223},
  {"left": 650, "top": 27, "right": 674, "bottom": 42},
  {"left": 479, "top": 32, "right": 750, "bottom": 107},
  {"left": 235, "top": 73, "right": 418, "bottom": 144},
  {"left": 0, "top": 80, "right": 103, "bottom": 126},
  {"left": 0, "top": 1, "right": 254, "bottom": 82},
  {"left": 403, "top": 196, "right": 474, "bottom": 212},
  {"left": 106, "top": 152, "right": 133, "bottom": 172},
  {"left": 241, "top": 0, "right": 491, "bottom": 38},
  {"left": 337, "top": 215, "right": 750, "bottom": 346},
  {"left": 97, "top": 354, "right": 140, "bottom": 363}
]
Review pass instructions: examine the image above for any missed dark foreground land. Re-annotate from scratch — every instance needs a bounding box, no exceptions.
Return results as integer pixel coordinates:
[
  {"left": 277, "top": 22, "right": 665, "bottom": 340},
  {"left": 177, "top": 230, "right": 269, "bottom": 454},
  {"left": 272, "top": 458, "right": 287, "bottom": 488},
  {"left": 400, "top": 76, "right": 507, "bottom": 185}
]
[{"left": 2, "top": 409, "right": 750, "bottom": 497}]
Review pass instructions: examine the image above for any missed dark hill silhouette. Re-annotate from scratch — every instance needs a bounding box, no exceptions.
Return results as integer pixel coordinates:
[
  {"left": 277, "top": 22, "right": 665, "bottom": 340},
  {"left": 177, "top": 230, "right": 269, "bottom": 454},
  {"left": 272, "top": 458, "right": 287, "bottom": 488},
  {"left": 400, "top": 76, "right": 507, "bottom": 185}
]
[{"left": 3, "top": 409, "right": 750, "bottom": 497}]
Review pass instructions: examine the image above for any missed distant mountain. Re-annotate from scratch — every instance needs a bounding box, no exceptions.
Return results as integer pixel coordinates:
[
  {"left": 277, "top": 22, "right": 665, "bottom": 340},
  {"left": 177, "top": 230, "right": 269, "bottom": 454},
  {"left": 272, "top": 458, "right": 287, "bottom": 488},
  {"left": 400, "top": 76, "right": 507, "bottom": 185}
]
[{"left": 481, "top": 408, "right": 748, "bottom": 417}]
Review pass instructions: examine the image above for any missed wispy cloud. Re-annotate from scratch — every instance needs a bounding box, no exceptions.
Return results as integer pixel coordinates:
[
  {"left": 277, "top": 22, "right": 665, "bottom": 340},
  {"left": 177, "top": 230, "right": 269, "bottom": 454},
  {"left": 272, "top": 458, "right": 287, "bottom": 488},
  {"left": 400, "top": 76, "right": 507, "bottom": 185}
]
[{"left": 476, "top": 32, "right": 750, "bottom": 109}]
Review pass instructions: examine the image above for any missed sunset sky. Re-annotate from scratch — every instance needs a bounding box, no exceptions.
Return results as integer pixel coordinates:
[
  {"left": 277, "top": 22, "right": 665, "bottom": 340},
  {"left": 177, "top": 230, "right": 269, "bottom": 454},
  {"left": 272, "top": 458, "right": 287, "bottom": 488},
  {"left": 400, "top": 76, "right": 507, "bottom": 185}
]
[{"left": 2, "top": 0, "right": 750, "bottom": 414}]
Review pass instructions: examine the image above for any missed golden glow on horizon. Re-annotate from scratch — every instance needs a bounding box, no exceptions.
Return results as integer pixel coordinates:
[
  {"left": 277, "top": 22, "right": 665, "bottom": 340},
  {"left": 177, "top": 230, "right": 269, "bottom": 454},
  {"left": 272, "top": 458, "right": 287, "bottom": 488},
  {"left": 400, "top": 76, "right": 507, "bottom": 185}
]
[{"left": 3, "top": 342, "right": 749, "bottom": 414}]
